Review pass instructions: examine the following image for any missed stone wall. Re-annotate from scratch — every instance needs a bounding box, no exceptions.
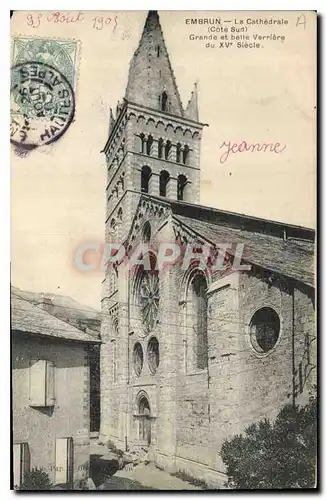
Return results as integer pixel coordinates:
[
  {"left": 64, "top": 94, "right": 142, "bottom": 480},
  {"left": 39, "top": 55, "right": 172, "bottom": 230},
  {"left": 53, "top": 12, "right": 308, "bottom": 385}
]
[{"left": 12, "top": 333, "right": 90, "bottom": 487}]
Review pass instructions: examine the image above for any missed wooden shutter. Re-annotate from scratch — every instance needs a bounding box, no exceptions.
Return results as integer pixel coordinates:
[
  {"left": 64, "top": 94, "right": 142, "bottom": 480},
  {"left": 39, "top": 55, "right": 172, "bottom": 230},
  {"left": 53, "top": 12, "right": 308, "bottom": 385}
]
[
  {"left": 29, "top": 359, "right": 55, "bottom": 407},
  {"left": 55, "top": 437, "right": 73, "bottom": 486},
  {"left": 29, "top": 359, "right": 46, "bottom": 406},
  {"left": 46, "top": 361, "right": 55, "bottom": 406},
  {"left": 13, "top": 443, "right": 30, "bottom": 488}
]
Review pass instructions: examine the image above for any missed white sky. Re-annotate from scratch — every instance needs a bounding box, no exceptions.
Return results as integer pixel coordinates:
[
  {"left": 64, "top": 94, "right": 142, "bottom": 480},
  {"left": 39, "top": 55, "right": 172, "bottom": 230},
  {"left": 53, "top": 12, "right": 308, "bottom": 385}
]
[{"left": 11, "top": 10, "right": 316, "bottom": 309}]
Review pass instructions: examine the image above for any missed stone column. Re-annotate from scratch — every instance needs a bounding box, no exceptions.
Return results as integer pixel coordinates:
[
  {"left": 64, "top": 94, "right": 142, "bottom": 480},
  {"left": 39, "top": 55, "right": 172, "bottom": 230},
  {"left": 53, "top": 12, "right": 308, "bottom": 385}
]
[
  {"left": 152, "top": 139, "right": 158, "bottom": 157},
  {"left": 149, "top": 172, "right": 160, "bottom": 196},
  {"left": 168, "top": 144, "right": 176, "bottom": 162},
  {"left": 167, "top": 176, "right": 178, "bottom": 200}
]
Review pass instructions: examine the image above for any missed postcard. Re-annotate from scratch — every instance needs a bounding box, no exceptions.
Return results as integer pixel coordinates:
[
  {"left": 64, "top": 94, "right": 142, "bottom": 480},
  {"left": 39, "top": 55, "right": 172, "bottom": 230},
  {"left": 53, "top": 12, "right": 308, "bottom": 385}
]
[{"left": 11, "top": 10, "right": 316, "bottom": 490}]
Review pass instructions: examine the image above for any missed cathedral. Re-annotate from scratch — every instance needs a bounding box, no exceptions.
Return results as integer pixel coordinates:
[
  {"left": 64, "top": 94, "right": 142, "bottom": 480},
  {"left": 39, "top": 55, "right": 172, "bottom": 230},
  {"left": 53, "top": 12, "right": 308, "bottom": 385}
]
[{"left": 99, "top": 11, "right": 315, "bottom": 486}]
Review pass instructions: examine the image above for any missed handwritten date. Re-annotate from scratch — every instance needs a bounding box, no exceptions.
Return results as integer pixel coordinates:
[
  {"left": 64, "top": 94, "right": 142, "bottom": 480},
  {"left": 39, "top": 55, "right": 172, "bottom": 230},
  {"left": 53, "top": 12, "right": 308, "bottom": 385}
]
[{"left": 26, "top": 12, "right": 118, "bottom": 31}]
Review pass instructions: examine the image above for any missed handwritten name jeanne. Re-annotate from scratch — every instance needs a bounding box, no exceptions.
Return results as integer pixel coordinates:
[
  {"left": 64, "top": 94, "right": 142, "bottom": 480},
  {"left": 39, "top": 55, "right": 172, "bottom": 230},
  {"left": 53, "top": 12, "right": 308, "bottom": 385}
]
[{"left": 219, "top": 140, "right": 286, "bottom": 164}]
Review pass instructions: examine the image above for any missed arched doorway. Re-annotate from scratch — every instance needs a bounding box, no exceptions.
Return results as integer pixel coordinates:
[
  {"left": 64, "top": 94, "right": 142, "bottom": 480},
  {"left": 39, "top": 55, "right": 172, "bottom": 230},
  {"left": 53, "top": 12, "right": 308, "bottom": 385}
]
[{"left": 138, "top": 395, "right": 151, "bottom": 446}]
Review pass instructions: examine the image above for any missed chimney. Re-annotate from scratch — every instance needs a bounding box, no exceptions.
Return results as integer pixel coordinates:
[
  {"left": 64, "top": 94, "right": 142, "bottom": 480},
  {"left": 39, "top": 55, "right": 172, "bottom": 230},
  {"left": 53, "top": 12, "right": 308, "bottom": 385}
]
[{"left": 38, "top": 294, "right": 53, "bottom": 314}]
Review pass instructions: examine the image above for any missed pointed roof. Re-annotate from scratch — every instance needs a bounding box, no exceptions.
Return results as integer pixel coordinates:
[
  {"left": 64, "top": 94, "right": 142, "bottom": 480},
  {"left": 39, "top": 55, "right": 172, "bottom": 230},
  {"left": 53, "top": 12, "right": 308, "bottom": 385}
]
[
  {"left": 185, "top": 82, "right": 199, "bottom": 121},
  {"left": 125, "top": 11, "right": 184, "bottom": 116},
  {"left": 108, "top": 107, "right": 115, "bottom": 134}
]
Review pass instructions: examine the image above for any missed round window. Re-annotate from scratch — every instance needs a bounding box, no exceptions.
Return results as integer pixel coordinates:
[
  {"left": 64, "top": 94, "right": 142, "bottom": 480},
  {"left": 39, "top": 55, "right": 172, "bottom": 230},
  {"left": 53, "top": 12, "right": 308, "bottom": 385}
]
[
  {"left": 133, "top": 342, "right": 144, "bottom": 376},
  {"left": 249, "top": 307, "right": 280, "bottom": 354},
  {"left": 147, "top": 337, "right": 159, "bottom": 375}
]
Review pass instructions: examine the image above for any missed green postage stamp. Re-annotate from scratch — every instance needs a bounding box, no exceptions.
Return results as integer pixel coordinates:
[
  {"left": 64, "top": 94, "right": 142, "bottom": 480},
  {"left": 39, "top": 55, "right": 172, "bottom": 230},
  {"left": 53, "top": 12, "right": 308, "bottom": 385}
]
[
  {"left": 10, "top": 37, "right": 79, "bottom": 150},
  {"left": 12, "top": 37, "right": 79, "bottom": 90}
]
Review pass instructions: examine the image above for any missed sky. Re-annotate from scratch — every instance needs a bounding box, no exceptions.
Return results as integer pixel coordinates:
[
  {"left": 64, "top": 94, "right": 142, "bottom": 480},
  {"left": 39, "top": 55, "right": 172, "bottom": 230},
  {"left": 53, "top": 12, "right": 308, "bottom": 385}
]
[{"left": 11, "top": 10, "right": 316, "bottom": 309}]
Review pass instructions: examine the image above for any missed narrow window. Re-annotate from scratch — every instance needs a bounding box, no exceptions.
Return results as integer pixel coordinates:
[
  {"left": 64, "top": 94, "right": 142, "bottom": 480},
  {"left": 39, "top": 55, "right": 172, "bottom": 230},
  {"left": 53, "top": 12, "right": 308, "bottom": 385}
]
[
  {"left": 146, "top": 135, "right": 153, "bottom": 156},
  {"left": 159, "top": 170, "right": 170, "bottom": 197},
  {"left": 177, "top": 174, "right": 187, "bottom": 201},
  {"left": 176, "top": 143, "right": 182, "bottom": 163},
  {"left": 141, "top": 166, "right": 151, "bottom": 193},
  {"left": 157, "top": 45, "right": 161, "bottom": 57},
  {"left": 165, "top": 140, "right": 171, "bottom": 160},
  {"left": 192, "top": 274, "right": 208, "bottom": 370},
  {"left": 140, "top": 133, "right": 146, "bottom": 154},
  {"left": 161, "top": 91, "right": 168, "bottom": 112},
  {"left": 183, "top": 145, "right": 190, "bottom": 165},
  {"left": 158, "top": 138, "right": 164, "bottom": 159}
]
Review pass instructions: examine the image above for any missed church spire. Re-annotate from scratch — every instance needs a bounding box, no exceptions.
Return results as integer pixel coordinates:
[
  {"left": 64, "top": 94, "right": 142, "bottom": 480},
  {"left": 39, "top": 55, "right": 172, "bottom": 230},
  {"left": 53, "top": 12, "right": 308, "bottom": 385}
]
[
  {"left": 125, "top": 10, "right": 184, "bottom": 116},
  {"left": 185, "top": 82, "right": 199, "bottom": 121}
]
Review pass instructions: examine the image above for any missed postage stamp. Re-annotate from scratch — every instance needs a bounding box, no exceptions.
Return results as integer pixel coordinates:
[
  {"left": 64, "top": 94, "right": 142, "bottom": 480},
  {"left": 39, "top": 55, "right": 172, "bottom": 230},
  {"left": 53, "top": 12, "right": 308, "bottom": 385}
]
[
  {"left": 10, "top": 37, "right": 79, "bottom": 150},
  {"left": 12, "top": 37, "right": 79, "bottom": 90}
]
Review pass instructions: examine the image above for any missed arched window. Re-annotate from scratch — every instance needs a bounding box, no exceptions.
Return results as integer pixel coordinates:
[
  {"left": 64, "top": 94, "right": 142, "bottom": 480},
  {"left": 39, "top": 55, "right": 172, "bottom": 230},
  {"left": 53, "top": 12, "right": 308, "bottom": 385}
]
[
  {"left": 138, "top": 395, "right": 151, "bottom": 445},
  {"left": 177, "top": 174, "right": 187, "bottom": 201},
  {"left": 249, "top": 307, "right": 280, "bottom": 354},
  {"left": 157, "top": 45, "right": 161, "bottom": 58},
  {"left": 186, "top": 271, "right": 208, "bottom": 371},
  {"left": 141, "top": 166, "right": 151, "bottom": 193},
  {"left": 183, "top": 145, "right": 190, "bottom": 165},
  {"left": 139, "top": 133, "right": 146, "bottom": 154},
  {"left": 158, "top": 138, "right": 164, "bottom": 159},
  {"left": 161, "top": 91, "right": 168, "bottom": 112},
  {"left": 117, "top": 207, "right": 123, "bottom": 221},
  {"left": 146, "top": 135, "right": 153, "bottom": 156},
  {"left": 159, "top": 170, "right": 170, "bottom": 197},
  {"left": 176, "top": 143, "right": 182, "bottom": 163},
  {"left": 165, "top": 140, "right": 171, "bottom": 160}
]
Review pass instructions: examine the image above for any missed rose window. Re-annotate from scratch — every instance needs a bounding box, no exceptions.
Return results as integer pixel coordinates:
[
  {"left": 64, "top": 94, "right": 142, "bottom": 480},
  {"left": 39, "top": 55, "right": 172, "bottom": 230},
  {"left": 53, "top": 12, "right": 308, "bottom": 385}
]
[{"left": 139, "top": 270, "right": 159, "bottom": 332}]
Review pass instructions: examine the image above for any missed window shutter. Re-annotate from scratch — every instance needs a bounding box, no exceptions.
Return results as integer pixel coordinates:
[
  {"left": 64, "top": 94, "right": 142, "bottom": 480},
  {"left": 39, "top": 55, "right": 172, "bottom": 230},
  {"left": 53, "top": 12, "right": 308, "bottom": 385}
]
[
  {"left": 55, "top": 437, "right": 73, "bottom": 486},
  {"left": 46, "top": 361, "right": 55, "bottom": 406},
  {"left": 29, "top": 359, "right": 55, "bottom": 407},
  {"left": 13, "top": 443, "right": 30, "bottom": 488},
  {"left": 29, "top": 359, "right": 46, "bottom": 406}
]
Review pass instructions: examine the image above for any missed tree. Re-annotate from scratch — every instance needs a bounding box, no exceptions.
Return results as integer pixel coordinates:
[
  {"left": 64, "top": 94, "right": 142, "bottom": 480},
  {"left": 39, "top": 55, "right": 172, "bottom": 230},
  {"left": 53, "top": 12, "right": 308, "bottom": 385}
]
[
  {"left": 19, "top": 468, "right": 52, "bottom": 490},
  {"left": 220, "top": 396, "right": 317, "bottom": 489}
]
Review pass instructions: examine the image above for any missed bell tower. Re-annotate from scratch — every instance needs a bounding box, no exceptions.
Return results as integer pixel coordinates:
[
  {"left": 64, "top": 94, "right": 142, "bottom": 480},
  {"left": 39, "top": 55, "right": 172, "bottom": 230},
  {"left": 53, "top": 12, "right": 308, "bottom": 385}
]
[
  {"left": 100, "top": 10, "right": 207, "bottom": 446},
  {"left": 102, "top": 10, "right": 206, "bottom": 245}
]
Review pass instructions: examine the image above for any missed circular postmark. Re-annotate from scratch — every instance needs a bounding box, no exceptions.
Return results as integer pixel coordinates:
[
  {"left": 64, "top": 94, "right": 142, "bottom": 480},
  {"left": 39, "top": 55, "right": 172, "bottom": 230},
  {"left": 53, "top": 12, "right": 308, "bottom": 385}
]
[{"left": 10, "top": 61, "right": 75, "bottom": 150}]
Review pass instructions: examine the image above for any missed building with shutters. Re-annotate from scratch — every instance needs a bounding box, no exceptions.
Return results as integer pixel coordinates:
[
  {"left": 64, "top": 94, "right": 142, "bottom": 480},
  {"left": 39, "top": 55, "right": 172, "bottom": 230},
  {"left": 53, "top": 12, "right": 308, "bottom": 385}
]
[
  {"left": 11, "top": 291, "right": 100, "bottom": 489},
  {"left": 99, "top": 11, "right": 316, "bottom": 487}
]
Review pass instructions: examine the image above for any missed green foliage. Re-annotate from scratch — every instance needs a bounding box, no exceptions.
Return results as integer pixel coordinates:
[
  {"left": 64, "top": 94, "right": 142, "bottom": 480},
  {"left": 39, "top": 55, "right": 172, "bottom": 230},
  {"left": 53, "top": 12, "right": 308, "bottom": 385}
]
[
  {"left": 20, "top": 468, "right": 52, "bottom": 490},
  {"left": 170, "top": 470, "right": 209, "bottom": 489},
  {"left": 220, "top": 397, "right": 317, "bottom": 489}
]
